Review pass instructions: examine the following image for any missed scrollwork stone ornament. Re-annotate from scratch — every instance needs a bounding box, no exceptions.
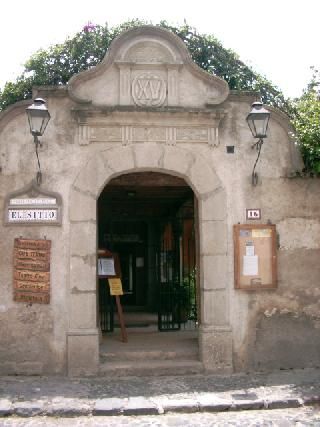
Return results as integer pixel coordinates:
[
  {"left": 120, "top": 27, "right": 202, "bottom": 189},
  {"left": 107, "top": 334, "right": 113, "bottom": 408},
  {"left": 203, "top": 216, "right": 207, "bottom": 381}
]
[{"left": 132, "top": 73, "right": 166, "bottom": 107}]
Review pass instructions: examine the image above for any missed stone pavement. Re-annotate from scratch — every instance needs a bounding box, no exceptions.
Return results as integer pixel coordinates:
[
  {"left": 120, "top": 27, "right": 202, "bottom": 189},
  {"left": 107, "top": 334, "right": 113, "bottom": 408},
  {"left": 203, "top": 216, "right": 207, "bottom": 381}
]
[
  {"left": 1, "top": 408, "right": 320, "bottom": 426},
  {"left": 0, "top": 368, "right": 320, "bottom": 418}
]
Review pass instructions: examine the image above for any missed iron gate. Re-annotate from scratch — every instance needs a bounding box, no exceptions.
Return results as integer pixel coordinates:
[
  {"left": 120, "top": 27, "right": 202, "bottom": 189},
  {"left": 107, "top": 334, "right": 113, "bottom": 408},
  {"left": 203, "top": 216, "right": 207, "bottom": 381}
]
[
  {"left": 99, "top": 208, "right": 197, "bottom": 332},
  {"left": 157, "top": 207, "right": 197, "bottom": 331},
  {"left": 99, "top": 278, "right": 114, "bottom": 332}
]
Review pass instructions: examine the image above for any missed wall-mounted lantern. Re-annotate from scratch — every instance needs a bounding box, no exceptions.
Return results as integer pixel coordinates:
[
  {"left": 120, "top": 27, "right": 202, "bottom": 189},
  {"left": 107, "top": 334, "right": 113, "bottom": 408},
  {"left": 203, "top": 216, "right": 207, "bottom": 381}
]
[
  {"left": 246, "top": 101, "right": 270, "bottom": 186},
  {"left": 26, "top": 98, "right": 51, "bottom": 185}
]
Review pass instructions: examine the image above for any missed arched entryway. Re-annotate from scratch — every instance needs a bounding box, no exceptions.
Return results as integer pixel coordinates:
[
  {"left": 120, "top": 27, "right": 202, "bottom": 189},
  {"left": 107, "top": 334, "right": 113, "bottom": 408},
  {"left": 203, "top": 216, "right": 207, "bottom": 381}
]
[
  {"left": 98, "top": 172, "right": 198, "bottom": 330},
  {"left": 97, "top": 172, "right": 199, "bottom": 374},
  {"left": 67, "top": 144, "right": 232, "bottom": 376}
]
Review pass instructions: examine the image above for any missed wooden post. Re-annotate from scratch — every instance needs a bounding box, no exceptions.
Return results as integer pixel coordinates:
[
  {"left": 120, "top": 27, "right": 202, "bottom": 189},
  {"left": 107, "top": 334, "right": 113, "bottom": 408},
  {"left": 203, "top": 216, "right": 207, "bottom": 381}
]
[{"left": 115, "top": 295, "right": 127, "bottom": 342}]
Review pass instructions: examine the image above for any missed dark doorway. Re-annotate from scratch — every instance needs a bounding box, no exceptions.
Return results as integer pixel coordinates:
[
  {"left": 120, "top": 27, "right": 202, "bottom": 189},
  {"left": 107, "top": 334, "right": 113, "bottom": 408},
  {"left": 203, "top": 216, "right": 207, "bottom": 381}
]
[{"left": 97, "top": 172, "right": 198, "bottom": 333}]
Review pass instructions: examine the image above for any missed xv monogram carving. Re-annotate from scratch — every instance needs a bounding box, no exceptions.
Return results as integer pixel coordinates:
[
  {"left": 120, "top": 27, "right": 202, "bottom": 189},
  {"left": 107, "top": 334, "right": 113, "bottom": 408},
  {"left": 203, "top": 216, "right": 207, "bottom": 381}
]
[{"left": 132, "top": 73, "right": 166, "bottom": 107}]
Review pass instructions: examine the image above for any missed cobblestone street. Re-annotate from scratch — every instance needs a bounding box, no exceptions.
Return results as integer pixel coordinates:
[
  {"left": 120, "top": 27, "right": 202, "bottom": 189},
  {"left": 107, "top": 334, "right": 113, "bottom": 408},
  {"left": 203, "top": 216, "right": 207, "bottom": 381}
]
[
  {"left": 1, "top": 407, "right": 320, "bottom": 426},
  {"left": 0, "top": 368, "right": 320, "bottom": 425}
]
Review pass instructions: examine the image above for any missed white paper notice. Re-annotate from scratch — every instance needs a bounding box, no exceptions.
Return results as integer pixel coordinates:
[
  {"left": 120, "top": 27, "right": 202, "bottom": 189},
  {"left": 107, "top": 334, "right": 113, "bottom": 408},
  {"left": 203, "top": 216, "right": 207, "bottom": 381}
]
[
  {"left": 245, "top": 244, "right": 255, "bottom": 256},
  {"left": 98, "top": 258, "right": 116, "bottom": 276},
  {"left": 243, "top": 255, "right": 258, "bottom": 276}
]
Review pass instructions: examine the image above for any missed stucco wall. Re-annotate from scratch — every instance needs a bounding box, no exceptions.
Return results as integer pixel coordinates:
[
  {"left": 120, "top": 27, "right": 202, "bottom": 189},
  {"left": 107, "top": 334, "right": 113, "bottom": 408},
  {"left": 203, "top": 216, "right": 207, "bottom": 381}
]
[{"left": 233, "top": 178, "right": 320, "bottom": 371}]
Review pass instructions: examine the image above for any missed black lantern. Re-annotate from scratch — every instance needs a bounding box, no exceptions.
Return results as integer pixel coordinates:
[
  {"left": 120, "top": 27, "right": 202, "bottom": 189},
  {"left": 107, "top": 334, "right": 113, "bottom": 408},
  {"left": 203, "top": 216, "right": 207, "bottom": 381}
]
[
  {"left": 26, "top": 98, "right": 50, "bottom": 137},
  {"left": 246, "top": 101, "right": 270, "bottom": 139},
  {"left": 26, "top": 98, "right": 50, "bottom": 185},
  {"left": 246, "top": 101, "right": 271, "bottom": 186}
]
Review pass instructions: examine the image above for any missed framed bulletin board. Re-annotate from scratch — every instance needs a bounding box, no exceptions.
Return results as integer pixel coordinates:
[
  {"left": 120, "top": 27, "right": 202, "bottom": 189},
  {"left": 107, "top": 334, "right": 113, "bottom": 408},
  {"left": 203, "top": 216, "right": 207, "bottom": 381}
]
[{"left": 233, "top": 224, "right": 277, "bottom": 290}]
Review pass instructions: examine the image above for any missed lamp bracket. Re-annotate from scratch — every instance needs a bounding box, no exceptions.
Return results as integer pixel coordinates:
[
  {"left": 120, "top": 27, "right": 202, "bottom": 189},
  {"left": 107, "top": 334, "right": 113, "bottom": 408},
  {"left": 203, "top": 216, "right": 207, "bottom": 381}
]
[
  {"left": 33, "top": 135, "right": 42, "bottom": 186},
  {"left": 251, "top": 138, "right": 263, "bottom": 186},
  {"left": 251, "top": 139, "right": 263, "bottom": 150}
]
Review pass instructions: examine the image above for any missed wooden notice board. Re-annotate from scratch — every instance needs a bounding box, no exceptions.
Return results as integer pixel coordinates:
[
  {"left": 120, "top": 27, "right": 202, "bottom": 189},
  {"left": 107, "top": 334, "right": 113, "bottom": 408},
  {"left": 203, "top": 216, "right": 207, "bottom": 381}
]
[
  {"left": 233, "top": 224, "right": 277, "bottom": 290},
  {"left": 13, "top": 238, "right": 51, "bottom": 303}
]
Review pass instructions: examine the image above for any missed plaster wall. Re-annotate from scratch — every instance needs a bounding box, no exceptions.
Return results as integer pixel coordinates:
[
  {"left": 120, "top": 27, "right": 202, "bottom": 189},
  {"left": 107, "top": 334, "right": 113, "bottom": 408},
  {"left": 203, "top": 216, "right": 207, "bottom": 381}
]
[
  {"left": 0, "top": 26, "right": 319, "bottom": 375},
  {"left": 232, "top": 178, "right": 320, "bottom": 371}
]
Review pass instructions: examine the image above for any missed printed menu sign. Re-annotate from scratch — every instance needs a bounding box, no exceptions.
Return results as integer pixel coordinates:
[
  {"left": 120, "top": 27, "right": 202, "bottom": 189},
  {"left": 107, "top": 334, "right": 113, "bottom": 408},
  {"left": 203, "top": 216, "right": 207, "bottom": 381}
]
[{"left": 13, "top": 238, "right": 51, "bottom": 304}]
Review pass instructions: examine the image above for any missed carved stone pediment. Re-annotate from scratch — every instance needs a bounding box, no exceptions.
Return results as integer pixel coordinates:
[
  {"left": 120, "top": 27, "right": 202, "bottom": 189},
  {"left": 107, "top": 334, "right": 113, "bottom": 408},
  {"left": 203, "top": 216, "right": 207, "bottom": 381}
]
[{"left": 68, "top": 26, "right": 229, "bottom": 109}]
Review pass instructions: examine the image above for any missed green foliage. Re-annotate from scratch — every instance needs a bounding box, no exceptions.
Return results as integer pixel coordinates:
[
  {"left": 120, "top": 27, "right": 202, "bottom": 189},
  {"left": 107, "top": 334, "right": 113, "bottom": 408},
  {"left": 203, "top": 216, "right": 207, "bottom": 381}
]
[
  {"left": 0, "top": 19, "right": 146, "bottom": 111},
  {"left": 0, "top": 77, "right": 34, "bottom": 109},
  {"left": 291, "top": 68, "right": 320, "bottom": 173},
  {"left": 0, "top": 20, "right": 288, "bottom": 114},
  {"left": 159, "top": 22, "right": 289, "bottom": 112}
]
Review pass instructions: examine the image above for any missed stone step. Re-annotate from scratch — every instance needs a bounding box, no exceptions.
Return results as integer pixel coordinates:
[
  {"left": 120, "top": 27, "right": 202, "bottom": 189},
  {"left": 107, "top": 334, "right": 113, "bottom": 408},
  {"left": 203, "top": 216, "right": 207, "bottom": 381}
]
[
  {"left": 100, "top": 348, "right": 199, "bottom": 362},
  {"left": 99, "top": 359, "right": 204, "bottom": 377}
]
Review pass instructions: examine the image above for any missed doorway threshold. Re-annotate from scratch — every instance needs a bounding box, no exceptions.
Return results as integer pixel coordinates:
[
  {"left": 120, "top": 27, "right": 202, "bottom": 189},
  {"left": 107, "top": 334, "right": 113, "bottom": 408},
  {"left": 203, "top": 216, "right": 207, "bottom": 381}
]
[{"left": 99, "top": 329, "right": 203, "bottom": 377}]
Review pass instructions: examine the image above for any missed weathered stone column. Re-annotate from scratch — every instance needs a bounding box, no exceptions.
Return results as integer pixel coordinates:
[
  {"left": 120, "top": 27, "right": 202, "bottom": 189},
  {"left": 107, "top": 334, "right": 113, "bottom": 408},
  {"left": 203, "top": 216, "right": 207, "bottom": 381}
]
[
  {"left": 68, "top": 190, "right": 99, "bottom": 376},
  {"left": 67, "top": 156, "right": 110, "bottom": 376},
  {"left": 198, "top": 188, "right": 233, "bottom": 373},
  {"left": 67, "top": 147, "right": 136, "bottom": 376}
]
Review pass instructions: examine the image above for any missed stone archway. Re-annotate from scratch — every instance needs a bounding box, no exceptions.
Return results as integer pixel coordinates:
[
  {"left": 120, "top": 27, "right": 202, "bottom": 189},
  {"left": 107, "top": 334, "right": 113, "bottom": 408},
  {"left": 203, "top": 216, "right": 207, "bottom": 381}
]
[{"left": 67, "top": 144, "right": 232, "bottom": 376}]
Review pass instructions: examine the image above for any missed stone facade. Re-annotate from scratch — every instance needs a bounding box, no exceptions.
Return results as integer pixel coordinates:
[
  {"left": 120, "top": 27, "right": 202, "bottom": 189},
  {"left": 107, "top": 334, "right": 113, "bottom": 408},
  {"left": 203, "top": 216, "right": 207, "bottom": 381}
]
[{"left": 0, "top": 26, "right": 319, "bottom": 376}]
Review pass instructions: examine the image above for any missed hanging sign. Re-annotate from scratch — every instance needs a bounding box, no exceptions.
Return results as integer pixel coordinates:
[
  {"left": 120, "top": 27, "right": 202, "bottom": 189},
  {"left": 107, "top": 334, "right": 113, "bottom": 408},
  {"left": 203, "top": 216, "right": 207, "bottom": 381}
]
[
  {"left": 4, "top": 181, "right": 62, "bottom": 226},
  {"left": 13, "top": 238, "right": 51, "bottom": 304}
]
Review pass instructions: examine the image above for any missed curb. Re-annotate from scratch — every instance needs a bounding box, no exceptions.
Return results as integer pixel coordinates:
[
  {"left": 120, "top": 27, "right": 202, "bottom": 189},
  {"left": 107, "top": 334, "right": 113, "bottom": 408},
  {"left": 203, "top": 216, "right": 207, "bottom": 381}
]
[{"left": 0, "top": 395, "right": 319, "bottom": 417}]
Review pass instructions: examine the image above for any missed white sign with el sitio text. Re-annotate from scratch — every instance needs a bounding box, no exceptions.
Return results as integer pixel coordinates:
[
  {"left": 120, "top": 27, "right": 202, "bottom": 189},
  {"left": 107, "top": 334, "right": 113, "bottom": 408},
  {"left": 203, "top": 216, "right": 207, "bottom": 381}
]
[{"left": 8, "top": 209, "right": 58, "bottom": 222}]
